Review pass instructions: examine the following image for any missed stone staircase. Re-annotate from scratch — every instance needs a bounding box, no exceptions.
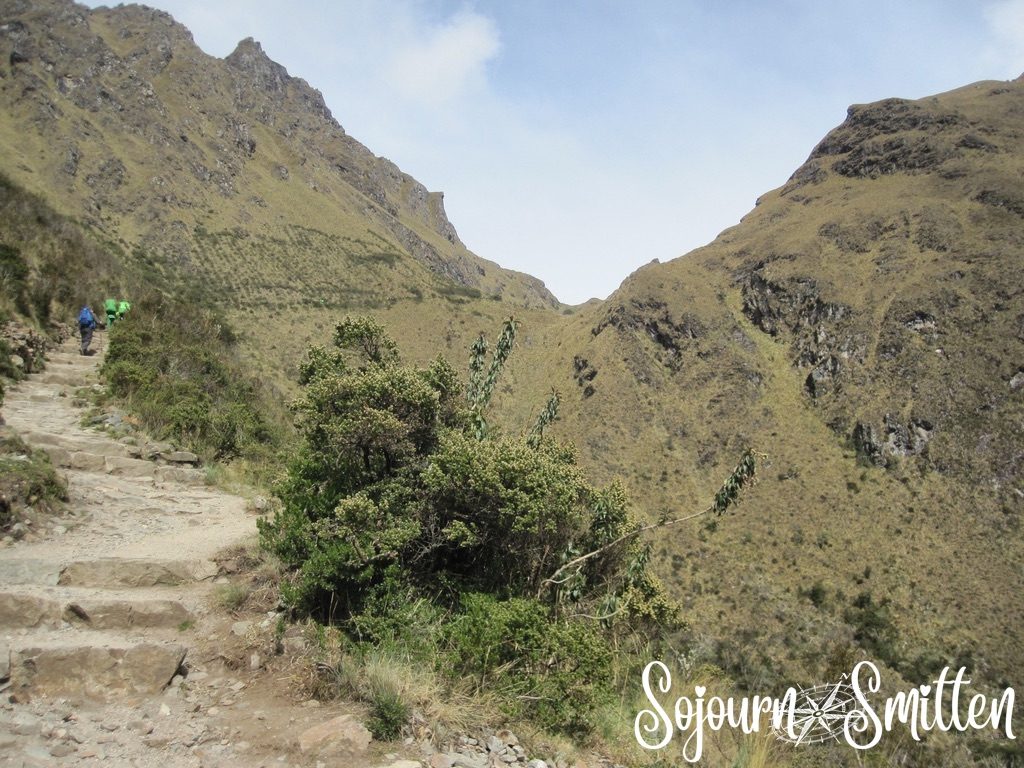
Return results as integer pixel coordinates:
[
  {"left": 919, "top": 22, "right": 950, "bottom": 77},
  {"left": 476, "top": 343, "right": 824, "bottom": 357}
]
[{"left": 0, "top": 333, "right": 252, "bottom": 702}]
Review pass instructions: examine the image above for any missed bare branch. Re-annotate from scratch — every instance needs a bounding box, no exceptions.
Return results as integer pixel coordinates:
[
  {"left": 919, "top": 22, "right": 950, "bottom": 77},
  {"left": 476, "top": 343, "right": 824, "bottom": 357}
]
[
  {"left": 537, "top": 448, "right": 760, "bottom": 600},
  {"left": 537, "top": 505, "right": 713, "bottom": 598}
]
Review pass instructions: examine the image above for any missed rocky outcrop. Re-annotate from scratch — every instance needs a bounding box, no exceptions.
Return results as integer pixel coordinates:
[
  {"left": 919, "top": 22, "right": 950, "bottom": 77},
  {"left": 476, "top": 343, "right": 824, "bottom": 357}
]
[
  {"left": 741, "top": 274, "right": 847, "bottom": 337},
  {"left": 809, "top": 99, "right": 964, "bottom": 178},
  {"left": 852, "top": 415, "right": 934, "bottom": 466},
  {"left": 741, "top": 273, "right": 862, "bottom": 400},
  {"left": 225, "top": 38, "right": 301, "bottom": 102},
  {"left": 795, "top": 93, "right": 1019, "bottom": 182},
  {"left": 974, "top": 188, "right": 1024, "bottom": 218},
  {"left": 572, "top": 355, "right": 597, "bottom": 398},
  {"left": 593, "top": 299, "right": 705, "bottom": 372}
]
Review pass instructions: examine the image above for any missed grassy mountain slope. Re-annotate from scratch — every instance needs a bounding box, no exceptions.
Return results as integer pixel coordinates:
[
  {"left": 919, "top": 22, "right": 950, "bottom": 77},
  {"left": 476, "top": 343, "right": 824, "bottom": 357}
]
[
  {"left": 0, "top": 0, "right": 561, "bottom": 385},
  {"left": 538, "top": 78, "right": 1024, "bottom": 698}
]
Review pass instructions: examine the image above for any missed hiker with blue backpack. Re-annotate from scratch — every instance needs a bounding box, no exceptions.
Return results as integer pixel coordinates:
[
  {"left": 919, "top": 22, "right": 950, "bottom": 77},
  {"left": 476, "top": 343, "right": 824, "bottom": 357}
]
[{"left": 78, "top": 304, "right": 97, "bottom": 355}]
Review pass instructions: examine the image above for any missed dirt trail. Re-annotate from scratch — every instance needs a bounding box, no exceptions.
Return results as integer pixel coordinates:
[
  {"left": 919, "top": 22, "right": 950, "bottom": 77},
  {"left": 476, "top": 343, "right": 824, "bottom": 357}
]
[{"left": 0, "top": 334, "right": 409, "bottom": 768}]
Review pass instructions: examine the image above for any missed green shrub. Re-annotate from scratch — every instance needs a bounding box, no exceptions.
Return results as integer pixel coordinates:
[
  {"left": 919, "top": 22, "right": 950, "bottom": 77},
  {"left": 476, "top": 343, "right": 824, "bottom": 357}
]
[
  {"left": 800, "top": 580, "right": 828, "bottom": 608},
  {"left": 844, "top": 591, "right": 900, "bottom": 665},
  {"left": 443, "top": 593, "right": 613, "bottom": 735},
  {"left": 102, "top": 295, "right": 282, "bottom": 462},
  {"left": 366, "top": 685, "right": 410, "bottom": 741},
  {"left": 0, "top": 432, "right": 68, "bottom": 526},
  {"left": 260, "top": 317, "right": 682, "bottom": 736},
  {"left": 262, "top": 317, "right": 675, "bottom": 628}
]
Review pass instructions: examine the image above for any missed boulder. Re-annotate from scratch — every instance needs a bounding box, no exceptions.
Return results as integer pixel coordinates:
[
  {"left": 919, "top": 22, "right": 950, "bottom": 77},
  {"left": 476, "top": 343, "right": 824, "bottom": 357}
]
[
  {"left": 0, "top": 592, "right": 62, "bottom": 629},
  {"left": 159, "top": 450, "right": 199, "bottom": 465},
  {"left": 298, "top": 714, "right": 371, "bottom": 758},
  {"left": 10, "top": 641, "right": 186, "bottom": 697}
]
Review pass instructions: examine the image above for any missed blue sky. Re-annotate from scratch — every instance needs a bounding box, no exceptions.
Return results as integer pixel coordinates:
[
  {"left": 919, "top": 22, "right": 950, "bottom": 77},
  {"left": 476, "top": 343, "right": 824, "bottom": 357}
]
[{"left": 87, "top": 1, "right": 1024, "bottom": 303}]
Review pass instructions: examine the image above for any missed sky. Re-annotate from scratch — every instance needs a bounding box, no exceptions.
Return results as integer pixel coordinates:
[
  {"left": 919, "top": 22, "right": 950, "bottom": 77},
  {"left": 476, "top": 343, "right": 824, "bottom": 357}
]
[{"left": 87, "top": 1, "right": 1024, "bottom": 304}]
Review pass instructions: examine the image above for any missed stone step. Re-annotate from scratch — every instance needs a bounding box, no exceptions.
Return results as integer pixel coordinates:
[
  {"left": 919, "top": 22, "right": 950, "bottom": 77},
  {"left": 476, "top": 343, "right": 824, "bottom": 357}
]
[
  {"left": 154, "top": 465, "right": 206, "bottom": 486},
  {"left": 32, "top": 436, "right": 133, "bottom": 460},
  {"left": 2, "top": 633, "right": 187, "bottom": 698},
  {"left": 24, "top": 434, "right": 130, "bottom": 450},
  {"left": 105, "top": 455, "right": 158, "bottom": 478},
  {"left": 64, "top": 597, "right": 193, "bottom": 631},
  {"left": 21, "top": 392, "right": 63, "bottom": 403},
  {"left": 0, "top": 559, "right": 61, "bottom": 586},
  {"left": 37, "top": 353, "right": 99, "bottom": 364},
  {"left": 57, "top": 558, "right": 218, "bottom": 588},
  {"left": 26, "top": 372, "right": 94, "bottom": 387},
  {"left": 34, "top": 365, "right": 99, "bottom": 376},
  {"left": 19, "top": 431, "right": 101, "bottom": 449},
  {"left": 50, "top": 345, "right": 106, "bottom": 357},
  {"left": 53, "top": 449, "right": 108, "bottom": 472},
  {"left": 0, "top": 588, "right": 193, "bottom": 631},
  {"left": 42, "top": 449, "right": 157, "bottom": 476},
  {"left": 34, "top": 363, "right": 97, "bottom": 375},
  {"left": 0, "top": 557, "right": 217, "bottom": 587}
]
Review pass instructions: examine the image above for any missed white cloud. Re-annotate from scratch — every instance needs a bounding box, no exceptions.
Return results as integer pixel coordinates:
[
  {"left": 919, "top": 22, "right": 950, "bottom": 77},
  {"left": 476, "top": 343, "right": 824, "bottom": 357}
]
[
  {"left": 385, "top": 10, "right": 500, "bottom": 106},
  {"left": 983, "top": 0, "right": 1024, "bottom": 77}
]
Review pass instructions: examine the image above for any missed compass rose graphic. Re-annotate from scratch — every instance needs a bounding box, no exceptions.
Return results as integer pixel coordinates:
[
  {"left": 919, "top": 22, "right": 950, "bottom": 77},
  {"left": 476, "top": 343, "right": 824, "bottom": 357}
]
[{"left": 773, "top": 678, "right": 861, "bottom": 745}]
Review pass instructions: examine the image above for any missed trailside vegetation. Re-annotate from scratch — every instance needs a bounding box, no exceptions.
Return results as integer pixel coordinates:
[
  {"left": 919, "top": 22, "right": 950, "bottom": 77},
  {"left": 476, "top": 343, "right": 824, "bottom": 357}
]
[
  {"left": 101, "top": 290, "right": 284, "bottom": 464},
  {"left": 0, "top": 173, "right": 124, "bottom": 327},
  {"left": 0, "top": 174, "right": 125, "bottom": 409},
  {"left": 0, "top": 430, "right": 68, "bottom": 528},
  {"left": 260, "top": 316, "right": 757, "bottom": 736}
]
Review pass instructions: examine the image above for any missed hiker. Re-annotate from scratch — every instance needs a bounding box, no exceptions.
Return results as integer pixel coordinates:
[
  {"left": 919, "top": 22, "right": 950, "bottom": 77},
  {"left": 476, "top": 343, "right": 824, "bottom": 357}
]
[
  {"left": 78, "top": 304, "right": 97, "bottom": 355},
  {"left": 104, "top": 297, "right": 118, "bottom": 327},
  {"left": 116, "top": 299, "right": 131, "bottom": 320}
]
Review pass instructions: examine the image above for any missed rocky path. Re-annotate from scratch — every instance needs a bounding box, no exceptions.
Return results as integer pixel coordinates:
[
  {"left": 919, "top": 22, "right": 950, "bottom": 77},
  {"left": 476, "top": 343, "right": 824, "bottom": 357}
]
[
  {"left": 0, "top": 335, "right": 591, "bottom": 768},
  {"left": 0, "top": 335, "right": 378, "bottom": 767},
  {"left": 0, "top": 333, "right": 249, "bottom": 698}
]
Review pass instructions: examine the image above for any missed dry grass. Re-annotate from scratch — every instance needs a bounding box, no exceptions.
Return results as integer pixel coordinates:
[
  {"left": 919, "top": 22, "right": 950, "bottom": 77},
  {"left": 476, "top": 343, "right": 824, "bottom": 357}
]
[{"left": 213, "top": 537, "right": 282, "bottom": 614}]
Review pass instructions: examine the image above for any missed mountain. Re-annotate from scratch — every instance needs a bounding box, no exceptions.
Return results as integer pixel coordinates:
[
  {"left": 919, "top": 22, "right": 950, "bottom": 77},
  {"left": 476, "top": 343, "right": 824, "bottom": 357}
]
[
  {"left": 2, "top": 0, "right": 1023, "bottom": 748},
  {"left": 0, "top": 0, "right": 560, "bottom": 382},
  {"left": 535, "top": 76, "right": 1024, "bottom": 695}
]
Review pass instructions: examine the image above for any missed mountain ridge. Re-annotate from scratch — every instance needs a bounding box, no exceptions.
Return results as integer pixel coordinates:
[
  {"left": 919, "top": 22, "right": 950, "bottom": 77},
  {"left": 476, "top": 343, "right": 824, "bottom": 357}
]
[
  {"left": 0, "top": 0, "right": 558, "bottom": 309},
  {"left": 532, "top": 76, "right": 1024, "bottom": 699}
]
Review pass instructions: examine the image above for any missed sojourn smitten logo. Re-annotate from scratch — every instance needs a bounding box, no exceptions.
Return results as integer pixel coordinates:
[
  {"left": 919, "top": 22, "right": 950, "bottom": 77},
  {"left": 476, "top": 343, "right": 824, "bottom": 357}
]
[{"left": 634, "top": 660, "right": 1016, "bottom": 763}]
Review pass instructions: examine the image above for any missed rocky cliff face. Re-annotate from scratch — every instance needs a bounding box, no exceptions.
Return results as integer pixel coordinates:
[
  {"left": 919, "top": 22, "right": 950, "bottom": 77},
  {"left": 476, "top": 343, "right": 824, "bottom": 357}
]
[
  {"left": 736, "top": 82, "right": 1024, "bottom": 483},
  {"left": 0, "top": 0, "right": 557, "bottom": 309}
]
